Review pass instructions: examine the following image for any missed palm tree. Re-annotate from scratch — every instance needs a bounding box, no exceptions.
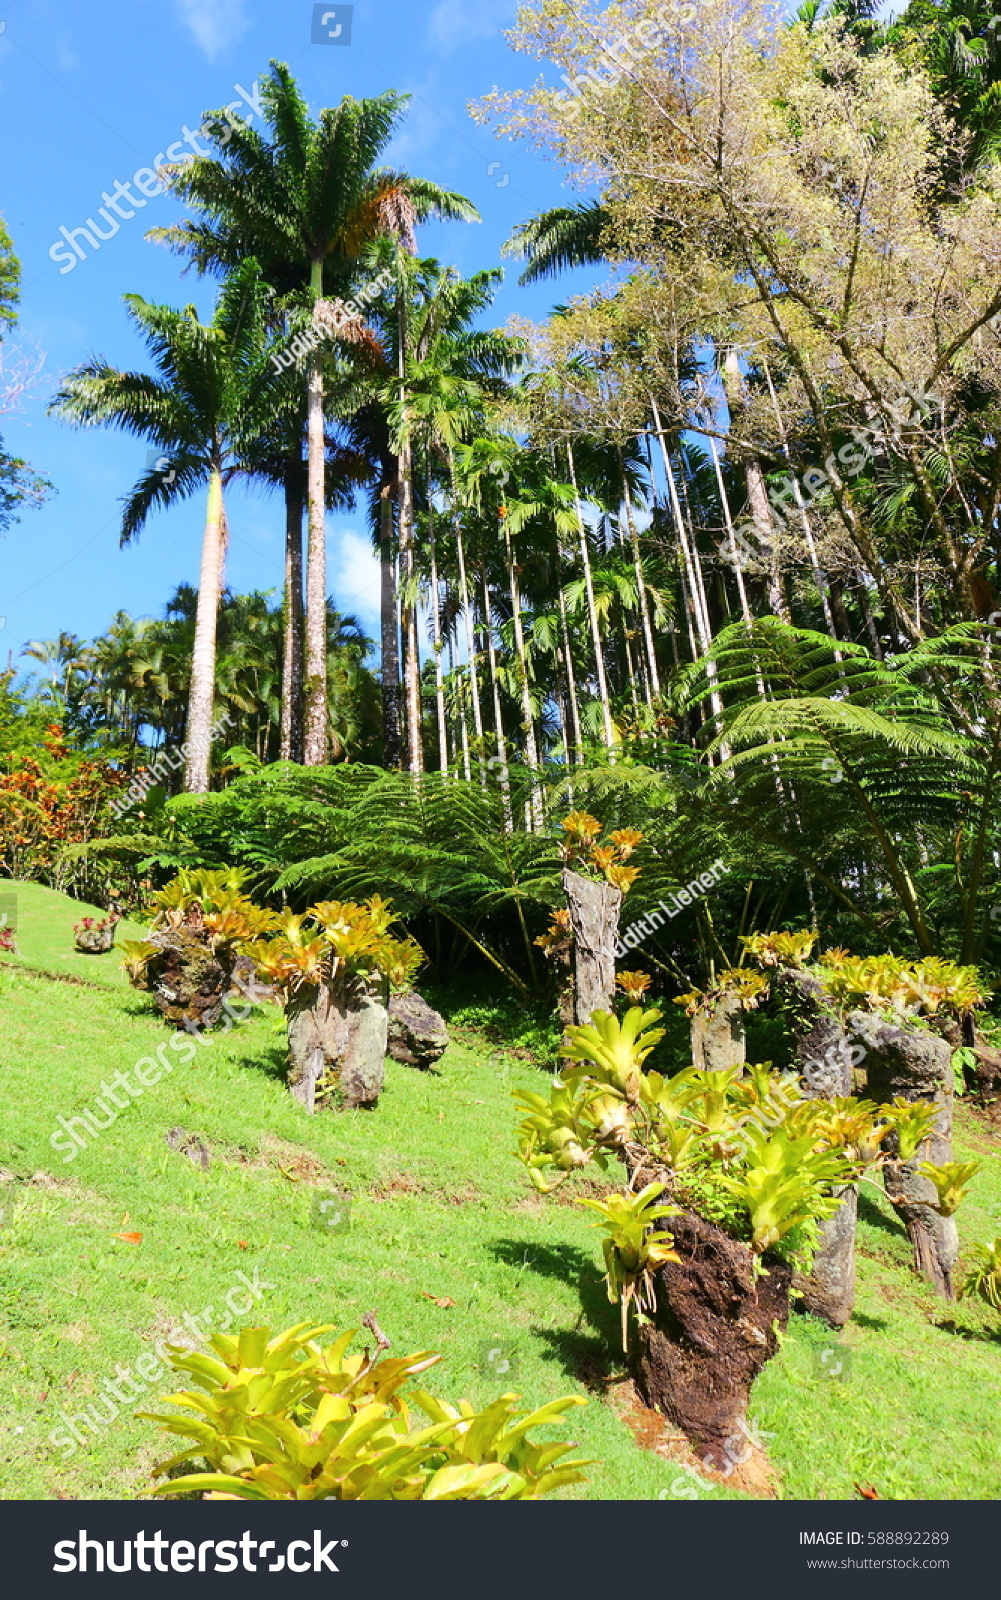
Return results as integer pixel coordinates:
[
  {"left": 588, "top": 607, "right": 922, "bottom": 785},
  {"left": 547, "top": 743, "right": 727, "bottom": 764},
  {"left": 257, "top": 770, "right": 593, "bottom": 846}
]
[
  {"left": 153, "top": 62, "right": 478, "bottom": 766},
  {"left": 50, "top": 260, "right": 275, "bottom": 791},
  {"left": 377, "top": 258, "right": 522, "bottom": 773}
]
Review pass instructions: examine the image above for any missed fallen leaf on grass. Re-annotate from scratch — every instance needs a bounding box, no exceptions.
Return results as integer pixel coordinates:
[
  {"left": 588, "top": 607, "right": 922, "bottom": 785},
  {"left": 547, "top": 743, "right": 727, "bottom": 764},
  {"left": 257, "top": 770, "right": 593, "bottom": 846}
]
[
  {"left": 113, "top": 1231, "right": 143, "bottom": 1244},
  {"left": 421, "top": 1291, "right": 456, "bottom": 1309}
]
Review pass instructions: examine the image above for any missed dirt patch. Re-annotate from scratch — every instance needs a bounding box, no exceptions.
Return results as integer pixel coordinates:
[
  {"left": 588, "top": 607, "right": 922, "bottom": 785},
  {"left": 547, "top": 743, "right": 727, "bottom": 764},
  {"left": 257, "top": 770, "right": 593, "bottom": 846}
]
[
  {"left": 548, "top": 1175, "right": 620, "bottom": 1208},
  {"left": 368, "top": 1172, "right": 431, "bottom": 1201},
  {"left": 229, "top": 1135, "right": 333, "bottom": 1186},
  {"left": 366, "top": 1174, "right": 480, "bottom": 1205},
  {"left": 607, "top": 1375, "right": 778, "bottom": 1498}
]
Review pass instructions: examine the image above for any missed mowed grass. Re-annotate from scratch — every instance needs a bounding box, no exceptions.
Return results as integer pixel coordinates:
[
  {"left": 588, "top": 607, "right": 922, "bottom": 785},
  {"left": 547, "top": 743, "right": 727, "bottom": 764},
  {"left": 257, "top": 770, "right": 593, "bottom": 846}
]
[{"left": 1, "top": 881, "right": 1000, "bottom": 1501}]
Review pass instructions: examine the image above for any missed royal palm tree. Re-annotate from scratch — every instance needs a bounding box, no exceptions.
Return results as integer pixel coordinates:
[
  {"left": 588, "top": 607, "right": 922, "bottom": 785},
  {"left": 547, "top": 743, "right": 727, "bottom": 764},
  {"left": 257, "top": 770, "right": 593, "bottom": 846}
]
[
  {"left": 152, "top": 62, "right": 478, "bottom": 765},
  {"left": 50, "top": 260, "right": 276, "bottom": 791}
]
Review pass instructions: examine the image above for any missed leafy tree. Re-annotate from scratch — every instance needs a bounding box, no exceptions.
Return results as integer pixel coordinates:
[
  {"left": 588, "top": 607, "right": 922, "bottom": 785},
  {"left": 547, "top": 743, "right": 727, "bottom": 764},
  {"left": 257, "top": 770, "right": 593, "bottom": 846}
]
[{"left": 50, "top": 260, "right": 280, "bottom": 791}]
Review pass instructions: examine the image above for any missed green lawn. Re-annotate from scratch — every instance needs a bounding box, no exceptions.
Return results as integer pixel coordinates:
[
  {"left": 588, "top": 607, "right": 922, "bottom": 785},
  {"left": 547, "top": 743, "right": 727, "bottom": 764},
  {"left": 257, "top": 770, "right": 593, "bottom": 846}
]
[{"left": 1, "top": 880, "right": 1000, "bottom": 1500}]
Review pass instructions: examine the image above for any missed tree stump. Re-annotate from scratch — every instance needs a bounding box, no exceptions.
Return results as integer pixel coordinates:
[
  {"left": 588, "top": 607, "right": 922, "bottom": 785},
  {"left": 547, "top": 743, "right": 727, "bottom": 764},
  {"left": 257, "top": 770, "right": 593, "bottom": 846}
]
[
  {"left": 632, "top": 1209, "right": 791, "bottom": 1468},
  {"left": 562, "top": 867, "right": 621, "bottom": 1026},
  {"left": 850, "top": 1011, "right": 958, "bottom": 1299},
  {"left": 142, "top": 929, "right": 253, "bottom": 1030},
  {"left": 691, "top": 991, "right": 746, "bottom": 1074},
  {"left": 771, "top": 968, "right": 859, "bottom": 1325},
  {"left": 286, "top": 970, "right": 388, "bottom": 1112}
]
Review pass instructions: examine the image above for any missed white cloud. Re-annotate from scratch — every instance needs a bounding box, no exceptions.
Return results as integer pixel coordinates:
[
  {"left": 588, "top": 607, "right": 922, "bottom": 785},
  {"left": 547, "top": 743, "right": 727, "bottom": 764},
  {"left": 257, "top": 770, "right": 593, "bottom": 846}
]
[
  {"left": 175, "top": 0, "right": 250, "bottom": 61},
  {"left": 426, "top": 0, "right": 517, "bottom": 54},
  {"left": 329, "top": 528, "right": 381, "bottom": 633}
]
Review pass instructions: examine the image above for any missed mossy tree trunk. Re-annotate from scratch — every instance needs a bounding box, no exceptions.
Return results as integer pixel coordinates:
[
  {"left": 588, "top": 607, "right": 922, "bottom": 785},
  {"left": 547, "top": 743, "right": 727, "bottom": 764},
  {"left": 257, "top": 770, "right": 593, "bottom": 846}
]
[
  {"left": 851, "top": 1012, "right": 959, "bottom": 1299},
  {"left": 562, "top": 868, "right": 621, "bottom": 1027},
  {"left": 286, "top": 971, "right": 388, "bottom": 1112},
  {"left": 632, "top": 1208, "right": 791, "bottom": 1468},
  {"left": 773, "top": 967, "right": 858, "bottom": 1327}
]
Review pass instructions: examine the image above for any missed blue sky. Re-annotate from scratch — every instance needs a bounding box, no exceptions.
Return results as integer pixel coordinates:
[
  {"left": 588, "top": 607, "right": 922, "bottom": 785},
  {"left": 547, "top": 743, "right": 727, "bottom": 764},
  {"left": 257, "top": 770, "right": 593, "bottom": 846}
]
[{"left": 0, "top": 0, "right": 600, "bottom": 669}]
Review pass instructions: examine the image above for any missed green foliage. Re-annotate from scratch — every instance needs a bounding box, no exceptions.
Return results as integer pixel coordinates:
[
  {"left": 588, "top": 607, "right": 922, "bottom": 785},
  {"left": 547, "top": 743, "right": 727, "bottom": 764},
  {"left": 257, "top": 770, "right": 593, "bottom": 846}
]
[
  {"left": 883, "top": 1098, "right": 942, "bottom": 1161},
  {"left": 959, "top": 1237, "right": 1001, "bottom": 1313},
  {"left": 119, "top": 939, "right": 159, "bottom": 984},
  {"left": 720, "top": 1126, "right": 851, "bottom": 1254},
  {"left": 741, "top": 930, "right": 818, "bottom": 969},
  {"left": 817, "top": 953, "right": 989, "bottom": 1018},
  {"left": 560, "top": 1006, "right": 665, "bottom": 1102},
  {"left": 515, "top": 1005, "right": 898, "bottom": 1269},
  {"left": 576, "top": 1183, "right": 679, "bottom": 1350},
  {"left": 513, "top": 1076, "right": 610, "bottom": 1192},
  {"left": 918, "top": 1160, "right": 982, "bottom": 1216},
  {"left": 244, "top": 897, "right": 423, "bottom": 998},
  {"left": 140, "top": 1319, "right": 589, "bottom": 1500}
]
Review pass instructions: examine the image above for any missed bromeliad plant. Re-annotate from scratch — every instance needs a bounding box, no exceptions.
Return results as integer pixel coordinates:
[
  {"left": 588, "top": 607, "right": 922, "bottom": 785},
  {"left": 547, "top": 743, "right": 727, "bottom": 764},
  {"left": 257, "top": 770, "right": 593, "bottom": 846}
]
[
  {"left": 558, "top": 812, "right": 644, "bottom": 896},
  {"left": 140, "top": 1318, "right": 590, "bottom": 1501},
  {"left": 241, "top": 896, "right": 423, "bottom": 1002},
  {"left": 960, "top": 1239, "right": 1001, "bottom": 1314},
  {"left": 724, "top": 933, "right": 991, "bottom": 1025},
  {"left": 578, "top": 1184, "right": 680, "bottom": 1351},
  {"left": 514, "top": 1005, "right": 971, "bottom": 1315}
]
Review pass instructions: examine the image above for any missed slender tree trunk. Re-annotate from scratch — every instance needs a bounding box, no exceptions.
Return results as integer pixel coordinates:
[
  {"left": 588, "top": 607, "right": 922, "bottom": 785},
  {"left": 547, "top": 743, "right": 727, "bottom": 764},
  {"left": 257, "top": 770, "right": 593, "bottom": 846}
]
[
  {"left": 184, "top": 467, "right": 226, "bottom": 794},
  {"left": 398, "top": 434, "right": 424, "bottom": 775},
  {"left": 280, "top": 467, "right": 305, "bottom": 764},
  {"left": 303, "top": 294, "right": 328, "bottom": 765},
  {"left": 453, "top": 506, "right": 485, "bottom": 755},
  {"left": 558, "top": 564, "right": 583, "bottom": 763},
  {"left": 710, "top": 436, "right": 755, "bottom": 627},
  {"left": 623, "top": 474, "right": 660, "bottom": 699},
  {"left": 380, "top": 489, "right": 402, "bottom": 768},
  {"left": 761, "top": 356, "right": 837, "bottom": 636},
  {"left": 567, "top": 443, "right": 615, "bottom": 750},
  {"left": 481, "top": 564, "right": 513, "bottom": 827},
  {"left": 428, "top": 495, "right": 448, "bottom": 775},
  {"left": 503, "top": 520, "right": 542, "bottom": 826}
]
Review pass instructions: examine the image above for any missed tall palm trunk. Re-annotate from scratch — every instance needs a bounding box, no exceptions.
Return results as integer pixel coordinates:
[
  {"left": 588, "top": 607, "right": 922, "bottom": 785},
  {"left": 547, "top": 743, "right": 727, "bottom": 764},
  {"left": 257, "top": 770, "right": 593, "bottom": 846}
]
[
  {"left": 380, "top": 488, "right": 403, "bottom": 767},
  {"left": 761, "top": 357, "right": 837, "bottom": 637},
  {"left": 452, "top": 500, "right": 485, "bottom": 755},
  {"left": 558, "top": 563, "right": 583, "bottom": 763},
  {"left": 566, "top": 443, "right": 615, "bottom": 750},
  {"left": 280, "top": 465, "right": 304, "bottom": 763},
  {"left": 428, "top": 495, "right": 448, "bottom": 774},
  {"left": 622, "top": 472, "right": 660, "bottom": 699},
  {"left": 398, "top": 434, "right": 424, "bottom": 774},
  {"left": 649, "top": 398, "right": 726, "bottom": 738},
  {"left": 184, "top": 467, "right": 226, "bottom": 793},
  {"left": 481, "top": 564, "right": 513, "bottom": 827},
  {"left": 502, "top": 518, "right": 542, "bottom": 826},
  {"left": 303, "top": 282, "right": 328, "bottom": 764}
]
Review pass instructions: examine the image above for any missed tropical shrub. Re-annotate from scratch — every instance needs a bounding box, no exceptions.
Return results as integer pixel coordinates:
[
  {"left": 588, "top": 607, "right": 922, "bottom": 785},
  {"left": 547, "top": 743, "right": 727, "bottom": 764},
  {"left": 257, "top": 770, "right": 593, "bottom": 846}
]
[
  {"left": 140, "top": 1318, "right": 590, "bottom": 1500},
  {"left": 960, "top": 1239, "right": 1001, "bottom": 1314}
]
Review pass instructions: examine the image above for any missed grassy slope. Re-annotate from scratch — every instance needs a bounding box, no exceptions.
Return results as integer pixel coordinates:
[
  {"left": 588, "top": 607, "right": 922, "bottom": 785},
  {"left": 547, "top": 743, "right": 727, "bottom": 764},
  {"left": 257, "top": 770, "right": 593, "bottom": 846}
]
[{"left": 1, "top": 882, "right": 1000, "bottom": 1501}]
